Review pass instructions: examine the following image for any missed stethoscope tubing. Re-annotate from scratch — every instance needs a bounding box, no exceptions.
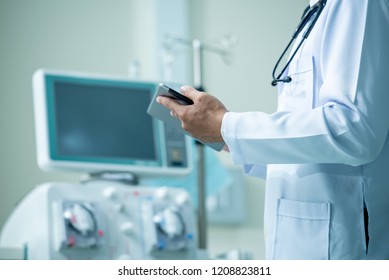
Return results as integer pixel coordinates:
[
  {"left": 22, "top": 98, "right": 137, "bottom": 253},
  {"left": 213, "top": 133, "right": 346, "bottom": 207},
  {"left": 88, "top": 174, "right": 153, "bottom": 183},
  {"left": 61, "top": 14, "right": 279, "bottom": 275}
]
[{"left": 271, "top": 0, "right": 327, "bottom": 87}]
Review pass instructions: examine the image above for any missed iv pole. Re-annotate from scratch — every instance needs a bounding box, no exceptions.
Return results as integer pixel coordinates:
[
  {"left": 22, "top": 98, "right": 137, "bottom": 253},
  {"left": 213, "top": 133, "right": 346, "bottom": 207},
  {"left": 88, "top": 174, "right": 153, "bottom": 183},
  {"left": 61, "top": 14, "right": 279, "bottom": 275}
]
[
  {"left": 162, "top": 34, "right": 236, "bottom": 251},
  {"left": 192, "top": 39, "right": 207, "bottom": 250}
]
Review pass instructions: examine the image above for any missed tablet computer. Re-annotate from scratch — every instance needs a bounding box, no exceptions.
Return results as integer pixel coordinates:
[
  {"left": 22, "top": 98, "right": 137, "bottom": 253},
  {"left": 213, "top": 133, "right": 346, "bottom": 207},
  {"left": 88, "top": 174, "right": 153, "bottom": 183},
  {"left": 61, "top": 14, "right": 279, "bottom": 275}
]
[{"left": 147, "top": 83, "right": 225, "bottom": 151}]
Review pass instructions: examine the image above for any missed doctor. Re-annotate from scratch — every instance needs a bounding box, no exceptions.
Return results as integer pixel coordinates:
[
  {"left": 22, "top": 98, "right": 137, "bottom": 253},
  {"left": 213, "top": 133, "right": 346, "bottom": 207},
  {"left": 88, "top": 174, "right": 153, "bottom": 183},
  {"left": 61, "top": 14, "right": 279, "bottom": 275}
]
[{"left": 157, "top": 0, "right": 389, "bottom": 259}]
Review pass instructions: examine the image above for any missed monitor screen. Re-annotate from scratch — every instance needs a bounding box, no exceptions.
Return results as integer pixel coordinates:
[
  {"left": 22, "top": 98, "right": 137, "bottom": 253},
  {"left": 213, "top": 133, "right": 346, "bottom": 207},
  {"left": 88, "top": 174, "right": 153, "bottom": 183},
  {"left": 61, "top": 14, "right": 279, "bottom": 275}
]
[{"left": 33, "top": 69, "right": 192, "bottom": 177}]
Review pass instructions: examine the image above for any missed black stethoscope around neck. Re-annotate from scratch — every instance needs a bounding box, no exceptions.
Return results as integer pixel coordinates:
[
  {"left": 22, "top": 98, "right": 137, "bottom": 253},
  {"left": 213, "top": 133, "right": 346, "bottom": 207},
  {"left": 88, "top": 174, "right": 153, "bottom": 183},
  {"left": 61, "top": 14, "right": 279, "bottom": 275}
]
[{"left": 271, "top": 0, "right": 327, "bottom": 87}]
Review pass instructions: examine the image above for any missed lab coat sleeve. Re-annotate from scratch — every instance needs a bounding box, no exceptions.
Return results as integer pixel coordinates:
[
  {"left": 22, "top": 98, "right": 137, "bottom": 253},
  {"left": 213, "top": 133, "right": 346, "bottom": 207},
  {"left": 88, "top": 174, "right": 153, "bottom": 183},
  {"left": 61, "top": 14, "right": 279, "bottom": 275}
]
[{"left": 221, "top": 0, "right": 389, "bottom": 166}]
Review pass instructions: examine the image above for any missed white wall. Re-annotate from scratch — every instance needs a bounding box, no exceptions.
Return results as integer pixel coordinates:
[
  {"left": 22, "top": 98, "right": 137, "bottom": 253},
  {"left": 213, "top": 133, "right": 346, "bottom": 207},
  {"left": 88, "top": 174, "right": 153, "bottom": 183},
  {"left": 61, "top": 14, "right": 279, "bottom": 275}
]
[
  {"left": 127, "top": 0, "right": 191, "bottom": 83},
  {"left": 0, "top": 0, "right": 135, "bottom": 230},
  {"left": 0, "top": 0, "right": 307, "bottom": 260},
  {"left": 189, "top": 0, "right": 307, "bottom": 112}
]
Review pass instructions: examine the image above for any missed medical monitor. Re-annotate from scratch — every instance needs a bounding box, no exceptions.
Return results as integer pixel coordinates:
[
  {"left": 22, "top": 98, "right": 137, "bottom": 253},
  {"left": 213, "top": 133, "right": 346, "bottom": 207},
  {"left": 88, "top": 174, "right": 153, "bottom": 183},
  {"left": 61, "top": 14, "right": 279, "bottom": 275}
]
[{"left": 32, "top": 69, "right": 192, "bottom": 177}]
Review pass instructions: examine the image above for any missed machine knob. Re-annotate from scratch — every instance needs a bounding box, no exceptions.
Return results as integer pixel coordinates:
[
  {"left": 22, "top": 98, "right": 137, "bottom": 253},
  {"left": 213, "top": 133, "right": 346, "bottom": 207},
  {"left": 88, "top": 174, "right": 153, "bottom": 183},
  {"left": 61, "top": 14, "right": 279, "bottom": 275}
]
[
  {"left": 175, "top": 192, "right": 190, "bottom": 206},
  {"left": 154, "top": 207, "right": 185, "bottom": 238},
  {"left": 155, "top": 187, "right": 169, "bottom": 200},
  {"left": 120, "top": 222, "right": 134, "bottom": 235},
  {"left": 64, "top": 203, "right": 96, "bottom": 237},
  {"left": 103, "top": 187, "right": 117, "bottom": 200}
]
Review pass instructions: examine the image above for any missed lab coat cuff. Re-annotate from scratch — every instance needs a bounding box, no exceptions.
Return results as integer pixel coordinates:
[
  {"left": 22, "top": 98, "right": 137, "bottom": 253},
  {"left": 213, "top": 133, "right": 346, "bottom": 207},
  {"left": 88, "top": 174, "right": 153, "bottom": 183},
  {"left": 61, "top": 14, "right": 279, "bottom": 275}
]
[
  {"left": 222, "top": 112, "right": 267, "bottom": 179},
  {"left": 221, "top": 112, "right": 244, "bottom": 163}
]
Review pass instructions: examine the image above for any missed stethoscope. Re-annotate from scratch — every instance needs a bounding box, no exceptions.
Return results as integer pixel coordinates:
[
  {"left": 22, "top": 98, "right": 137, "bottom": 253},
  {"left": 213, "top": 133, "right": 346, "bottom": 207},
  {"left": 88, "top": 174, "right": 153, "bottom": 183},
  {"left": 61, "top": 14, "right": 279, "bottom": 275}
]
[{"left": 271, "top": 0, "right": 327, "bottom": 86}]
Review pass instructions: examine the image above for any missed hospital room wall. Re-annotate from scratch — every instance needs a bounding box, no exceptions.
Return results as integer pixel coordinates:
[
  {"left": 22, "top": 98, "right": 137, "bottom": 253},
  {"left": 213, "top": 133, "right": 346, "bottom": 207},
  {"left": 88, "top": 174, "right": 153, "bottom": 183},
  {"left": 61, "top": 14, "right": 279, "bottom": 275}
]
[
  {"left": 0, "top": 0, "right": 136, "bottom": 234},
  {"left": 0, "top": 0, "right": 306, "bottom": 259},
  {"left": 189, "top": 0, "right": 308, "bottom": 113}
]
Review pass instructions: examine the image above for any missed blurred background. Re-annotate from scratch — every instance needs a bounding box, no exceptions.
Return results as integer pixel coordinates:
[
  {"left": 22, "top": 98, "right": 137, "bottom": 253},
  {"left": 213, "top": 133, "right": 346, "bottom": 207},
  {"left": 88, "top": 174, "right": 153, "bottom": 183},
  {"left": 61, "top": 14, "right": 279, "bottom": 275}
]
[{"left": 0, "top": 0, "right": 307, "bottom": 259}]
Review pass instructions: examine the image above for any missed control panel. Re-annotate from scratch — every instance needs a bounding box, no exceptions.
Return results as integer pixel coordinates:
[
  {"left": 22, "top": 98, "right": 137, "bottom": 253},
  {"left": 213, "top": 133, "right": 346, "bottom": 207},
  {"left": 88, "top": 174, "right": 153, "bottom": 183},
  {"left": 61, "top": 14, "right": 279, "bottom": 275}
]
[
  {"left": 0, "top": 182, "right": 197, "bottom": 260},
  {"left": 164, "top": 123, "right": 189, "bottom": 168}
]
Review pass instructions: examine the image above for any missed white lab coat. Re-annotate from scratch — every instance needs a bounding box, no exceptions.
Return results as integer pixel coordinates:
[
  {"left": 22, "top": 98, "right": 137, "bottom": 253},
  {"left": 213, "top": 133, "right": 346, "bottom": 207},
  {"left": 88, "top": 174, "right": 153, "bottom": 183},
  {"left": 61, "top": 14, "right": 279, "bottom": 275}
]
[{"left": 221, "top": 0, "right": 389, "bottom": 259}]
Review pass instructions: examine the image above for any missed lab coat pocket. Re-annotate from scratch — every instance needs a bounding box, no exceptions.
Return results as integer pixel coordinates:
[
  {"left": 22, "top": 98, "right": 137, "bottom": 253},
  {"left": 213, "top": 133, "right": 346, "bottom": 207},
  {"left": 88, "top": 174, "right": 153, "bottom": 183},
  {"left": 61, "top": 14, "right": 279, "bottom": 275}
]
[
  {"left": 278, "top": 56, "right": 313, "bottom": 111},
  {"left": 273, "top": 199, "right": 330, "bottom": 260}
]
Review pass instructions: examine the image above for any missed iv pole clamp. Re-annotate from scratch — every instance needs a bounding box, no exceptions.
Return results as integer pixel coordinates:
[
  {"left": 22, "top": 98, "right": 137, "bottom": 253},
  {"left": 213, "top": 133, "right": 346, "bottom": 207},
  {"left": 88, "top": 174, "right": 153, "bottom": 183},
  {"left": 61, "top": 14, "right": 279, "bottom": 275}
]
[{"left": 163, "top": 34, "right": 236, "bottom": 251}]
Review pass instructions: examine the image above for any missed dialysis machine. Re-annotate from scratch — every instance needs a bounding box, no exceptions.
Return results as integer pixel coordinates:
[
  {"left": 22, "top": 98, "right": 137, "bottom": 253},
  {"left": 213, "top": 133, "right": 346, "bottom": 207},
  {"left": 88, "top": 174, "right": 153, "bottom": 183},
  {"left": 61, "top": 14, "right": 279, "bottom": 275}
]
[{"left": 0, "top": 70, "right": 198, "bottom": 260}]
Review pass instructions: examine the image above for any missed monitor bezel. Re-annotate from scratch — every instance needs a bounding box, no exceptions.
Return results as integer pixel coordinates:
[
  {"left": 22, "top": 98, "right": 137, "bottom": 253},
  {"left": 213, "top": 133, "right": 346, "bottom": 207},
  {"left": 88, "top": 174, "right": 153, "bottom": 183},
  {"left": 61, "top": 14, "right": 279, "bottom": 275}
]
[{"left": 32, "top": 69, "right": 192, "bottom": 177}]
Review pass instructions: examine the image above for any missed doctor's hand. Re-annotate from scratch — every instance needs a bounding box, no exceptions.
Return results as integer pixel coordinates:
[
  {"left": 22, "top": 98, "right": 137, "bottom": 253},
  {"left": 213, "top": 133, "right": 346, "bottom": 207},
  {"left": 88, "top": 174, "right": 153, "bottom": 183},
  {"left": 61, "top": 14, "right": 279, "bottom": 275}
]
[{"left": 156, "top": 86, "right": 228, "bottom": 143}]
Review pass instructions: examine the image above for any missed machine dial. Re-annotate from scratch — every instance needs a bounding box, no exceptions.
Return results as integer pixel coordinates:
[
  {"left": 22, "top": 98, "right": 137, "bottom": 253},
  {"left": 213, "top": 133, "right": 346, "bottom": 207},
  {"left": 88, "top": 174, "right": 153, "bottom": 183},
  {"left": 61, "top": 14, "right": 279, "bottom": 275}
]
[
  {"left": 64, "top": 203, "right": 96, "bottom": 236},
  {"left": 154, "top": 207, "right": 185, "bottom": 238}
]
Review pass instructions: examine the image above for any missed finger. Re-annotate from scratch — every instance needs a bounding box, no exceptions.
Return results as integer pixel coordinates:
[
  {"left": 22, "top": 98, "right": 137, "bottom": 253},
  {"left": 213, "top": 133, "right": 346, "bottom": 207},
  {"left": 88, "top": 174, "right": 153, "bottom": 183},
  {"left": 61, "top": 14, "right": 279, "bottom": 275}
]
[
  {"left": 157, "top": 95, "right": 182, "bottom": 112},
  {"left": 179, "top": 85, "right": 200, "bottom": 100}
]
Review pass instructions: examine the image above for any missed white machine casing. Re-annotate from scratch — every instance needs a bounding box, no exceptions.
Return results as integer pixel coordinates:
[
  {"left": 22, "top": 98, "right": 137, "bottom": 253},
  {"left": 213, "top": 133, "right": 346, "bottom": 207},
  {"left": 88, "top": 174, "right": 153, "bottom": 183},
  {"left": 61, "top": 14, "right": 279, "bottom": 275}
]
[{"left": 0, "top": 182, "right": 198, "bottom": 260}]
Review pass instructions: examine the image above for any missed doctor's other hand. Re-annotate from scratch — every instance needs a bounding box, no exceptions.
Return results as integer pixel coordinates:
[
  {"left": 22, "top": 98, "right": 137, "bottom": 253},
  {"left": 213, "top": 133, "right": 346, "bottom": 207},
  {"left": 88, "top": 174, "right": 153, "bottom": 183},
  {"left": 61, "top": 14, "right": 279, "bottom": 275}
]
[{"left": 156, "top": 86, "right": 228, "bottom": 143}]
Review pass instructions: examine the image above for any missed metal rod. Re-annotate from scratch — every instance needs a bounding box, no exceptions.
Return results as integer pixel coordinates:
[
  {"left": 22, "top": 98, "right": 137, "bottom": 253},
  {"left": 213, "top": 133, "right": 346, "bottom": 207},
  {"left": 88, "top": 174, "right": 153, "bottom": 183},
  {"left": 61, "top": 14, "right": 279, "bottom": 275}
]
[
  {"left": 162, "top": 34, "right": 236, "bottom": 251},
  {"left": 196, "top": 142, "right": 207, "bottom": 250},
  {"left": 165, "top": 34, "right": 232, "bottom": 56}
]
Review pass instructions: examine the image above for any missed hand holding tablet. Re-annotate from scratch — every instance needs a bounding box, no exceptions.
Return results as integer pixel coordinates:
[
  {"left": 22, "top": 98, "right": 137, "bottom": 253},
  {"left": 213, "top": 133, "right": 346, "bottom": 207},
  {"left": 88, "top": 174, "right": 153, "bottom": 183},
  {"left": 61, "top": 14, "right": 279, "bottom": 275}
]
[{"left": 147, "top": 83, "right": 225, "bottom": 151}]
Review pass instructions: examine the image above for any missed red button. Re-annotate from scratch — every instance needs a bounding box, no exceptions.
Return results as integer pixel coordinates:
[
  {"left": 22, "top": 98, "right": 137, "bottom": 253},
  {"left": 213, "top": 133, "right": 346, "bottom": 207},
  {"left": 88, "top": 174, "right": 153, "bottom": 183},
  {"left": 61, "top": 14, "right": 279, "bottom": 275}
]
[{"left": 68, "top": 236, "right": 75, "bottom": 247}]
